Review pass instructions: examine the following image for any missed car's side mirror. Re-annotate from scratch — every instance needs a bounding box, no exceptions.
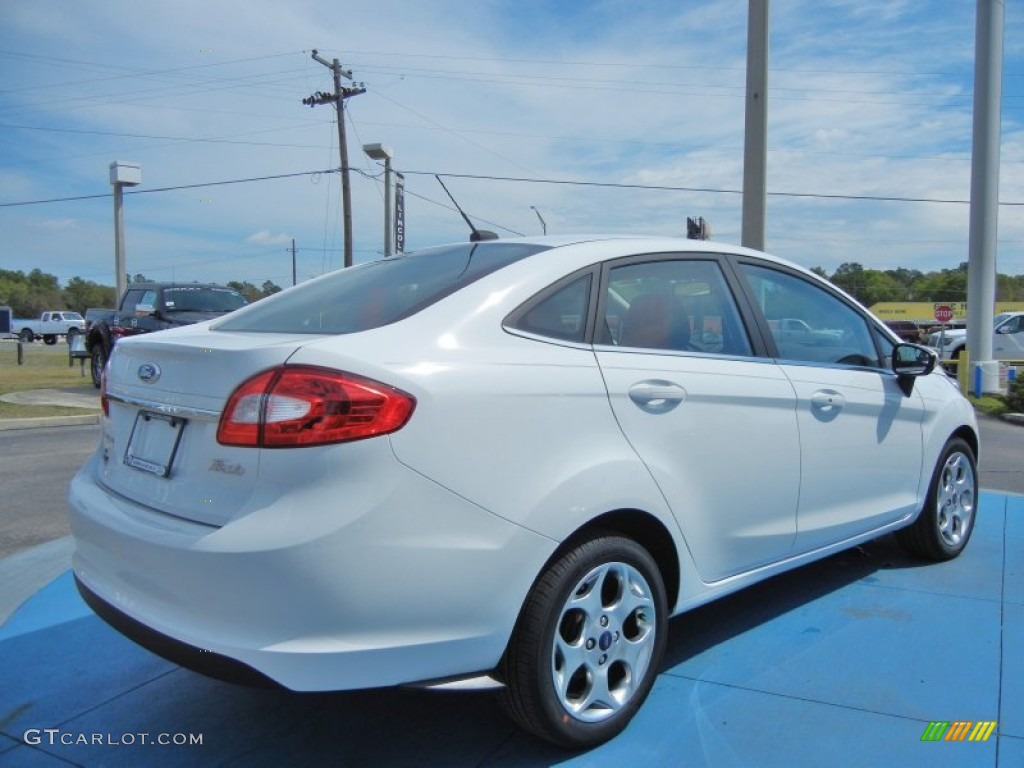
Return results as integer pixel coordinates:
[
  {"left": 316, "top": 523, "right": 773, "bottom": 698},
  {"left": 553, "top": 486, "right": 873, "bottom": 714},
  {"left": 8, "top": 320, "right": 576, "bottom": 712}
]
[{"left": 893, "top": 343, "right": 937, "bottom": 395}]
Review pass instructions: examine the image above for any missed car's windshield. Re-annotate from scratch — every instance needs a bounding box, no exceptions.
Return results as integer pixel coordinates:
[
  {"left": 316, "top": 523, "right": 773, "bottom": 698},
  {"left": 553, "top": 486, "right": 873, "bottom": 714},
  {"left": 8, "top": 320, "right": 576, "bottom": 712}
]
[
  {"left": 993, "top": 313, "right": 1011, "bottom": 328},
  {"left": 214, "top": 242, "right": 548, "bottom": 334},
  {"left": 163, "top": 287, "right": 248, "bottom": 313}
]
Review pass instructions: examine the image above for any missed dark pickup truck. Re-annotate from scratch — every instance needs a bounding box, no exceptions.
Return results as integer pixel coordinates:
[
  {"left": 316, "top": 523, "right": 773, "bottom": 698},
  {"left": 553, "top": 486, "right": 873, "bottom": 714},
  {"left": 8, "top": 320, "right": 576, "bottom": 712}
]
[{"left": 86, "top": 282, "right": 248, "bottom": 387}]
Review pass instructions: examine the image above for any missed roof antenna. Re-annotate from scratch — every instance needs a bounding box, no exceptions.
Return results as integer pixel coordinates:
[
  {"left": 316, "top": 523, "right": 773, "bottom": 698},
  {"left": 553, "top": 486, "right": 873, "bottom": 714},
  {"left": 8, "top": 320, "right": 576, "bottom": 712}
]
[{"left": 435, "top": 175, "right": 498, "bottom": 242}]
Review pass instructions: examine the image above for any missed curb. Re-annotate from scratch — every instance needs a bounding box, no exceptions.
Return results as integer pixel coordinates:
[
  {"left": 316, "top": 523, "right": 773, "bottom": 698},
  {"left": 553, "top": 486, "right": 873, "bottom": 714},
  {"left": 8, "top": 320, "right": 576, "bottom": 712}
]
[{"left": 0, "top": 414, "right": 99, "bottom": 431}]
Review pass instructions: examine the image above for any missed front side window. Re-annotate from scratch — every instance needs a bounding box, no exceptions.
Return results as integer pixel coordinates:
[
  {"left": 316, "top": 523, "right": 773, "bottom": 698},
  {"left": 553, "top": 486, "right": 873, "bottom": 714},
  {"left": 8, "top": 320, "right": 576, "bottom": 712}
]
[
  {"left": 740, "top": 264, "right": 880, "bottom": 367},
  {"left": 121, "top": 289, "right": 145, "bottom": 314},
  {"left": 999, "top": 315, "right": 1023, "bottom": 334},
  {"left": 216, "top": 242, "right": 548, "bottom": 334},
  {"left": 598, "top": 259, "right": 752, "bottom": 356}
]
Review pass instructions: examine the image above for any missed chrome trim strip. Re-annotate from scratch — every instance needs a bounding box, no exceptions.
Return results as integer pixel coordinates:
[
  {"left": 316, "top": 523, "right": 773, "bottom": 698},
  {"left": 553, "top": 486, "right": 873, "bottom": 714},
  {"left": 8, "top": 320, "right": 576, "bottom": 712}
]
[{"left": 105, "top": 392, "right": 221, "bottom": 420}]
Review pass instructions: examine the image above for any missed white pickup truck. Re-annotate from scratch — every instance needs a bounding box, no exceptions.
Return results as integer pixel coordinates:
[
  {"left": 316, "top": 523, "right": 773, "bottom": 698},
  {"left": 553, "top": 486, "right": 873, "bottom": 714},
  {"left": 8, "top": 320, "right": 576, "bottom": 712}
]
[
  {"left": 928, "top": 311, "right": 1024, "bottom": 361},
  {"left": 13, "top": 311, "right": 86, "bottom": 345}
]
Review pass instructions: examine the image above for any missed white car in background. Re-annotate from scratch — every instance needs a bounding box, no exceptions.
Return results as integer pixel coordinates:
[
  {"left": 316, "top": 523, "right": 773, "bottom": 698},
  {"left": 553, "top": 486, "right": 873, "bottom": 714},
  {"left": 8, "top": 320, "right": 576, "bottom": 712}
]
[
  {"left": 70, "top": 236, "right": 979, "bottom": 748},
  {"left": 928, "top": 311, "right": 1024, "bottom": 361}
]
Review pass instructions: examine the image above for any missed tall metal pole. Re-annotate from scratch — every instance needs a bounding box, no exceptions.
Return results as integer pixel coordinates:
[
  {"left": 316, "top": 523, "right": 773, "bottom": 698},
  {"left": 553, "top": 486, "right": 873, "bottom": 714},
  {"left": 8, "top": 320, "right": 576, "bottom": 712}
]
[
  {"left": 291, "top": 238, "right": 297, "bottom": 286},
  {"left": 383, "top": 155, "right": 394, "bottom": 258},
  {"left": 966, "top": 0, "right": 1004, "bottom": 394},
  {"left": 742, "top": 0, "right": 769, "bottom": 252},
  {"left": 109, "top": 161, "right": 140, "bottom": 299},
  {"left": 113, "top": 184, "right": 126, "bottom": 300}
]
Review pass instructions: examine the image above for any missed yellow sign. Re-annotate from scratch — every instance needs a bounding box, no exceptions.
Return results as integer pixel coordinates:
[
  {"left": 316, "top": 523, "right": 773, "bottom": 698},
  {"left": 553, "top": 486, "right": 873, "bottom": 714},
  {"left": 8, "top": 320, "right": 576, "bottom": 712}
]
[{"left": 870, "top": 302, "right": 1024, "bottom": 321}]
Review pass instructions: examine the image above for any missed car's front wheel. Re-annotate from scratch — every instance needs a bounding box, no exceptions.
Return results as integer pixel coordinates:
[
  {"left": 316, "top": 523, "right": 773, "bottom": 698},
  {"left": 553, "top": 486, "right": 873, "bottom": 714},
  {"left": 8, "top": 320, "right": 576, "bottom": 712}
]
[
  {"left": 501, "top": 534, "right": 667, "bottom": 748},
  {"left": 897, "top": 437, "right": 977, "bottom": 561}
]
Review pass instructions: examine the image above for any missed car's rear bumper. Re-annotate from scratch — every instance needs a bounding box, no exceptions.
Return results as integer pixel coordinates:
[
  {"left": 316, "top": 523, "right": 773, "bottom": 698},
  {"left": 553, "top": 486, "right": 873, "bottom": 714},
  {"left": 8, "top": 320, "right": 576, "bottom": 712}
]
[{"left": 68, "top": 451, "right": 556, "bottom": 691}]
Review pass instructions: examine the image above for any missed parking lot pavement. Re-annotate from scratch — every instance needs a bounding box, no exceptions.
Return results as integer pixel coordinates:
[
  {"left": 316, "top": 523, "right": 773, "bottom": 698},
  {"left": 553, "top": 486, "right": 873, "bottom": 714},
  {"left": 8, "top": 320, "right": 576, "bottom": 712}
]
[{"left": 1, "top": 492, "right": 1021, "bottom": 767}]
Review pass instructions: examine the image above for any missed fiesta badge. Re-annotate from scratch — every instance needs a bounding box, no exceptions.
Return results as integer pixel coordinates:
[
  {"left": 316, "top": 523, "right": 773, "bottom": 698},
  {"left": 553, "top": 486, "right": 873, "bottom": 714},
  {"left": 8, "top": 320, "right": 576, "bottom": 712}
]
[{"left": 137, "top": 363, "right": 161, "bottom": 383}]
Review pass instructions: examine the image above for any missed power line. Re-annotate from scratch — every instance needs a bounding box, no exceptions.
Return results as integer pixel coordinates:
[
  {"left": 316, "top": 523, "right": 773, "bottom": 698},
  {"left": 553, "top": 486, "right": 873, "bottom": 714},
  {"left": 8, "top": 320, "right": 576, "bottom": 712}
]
[
  {"left": 404, "top": 170, "right": 1024, "bottom": 207},
  {"left": 3, "top": 165, "right": 1023, "bottom": 211},
  {"left": 0, "top": 168, "right": 336, "bottom": 207},
  {"left": 337, "top": 48, "right": 1024, "bottom": 79}
]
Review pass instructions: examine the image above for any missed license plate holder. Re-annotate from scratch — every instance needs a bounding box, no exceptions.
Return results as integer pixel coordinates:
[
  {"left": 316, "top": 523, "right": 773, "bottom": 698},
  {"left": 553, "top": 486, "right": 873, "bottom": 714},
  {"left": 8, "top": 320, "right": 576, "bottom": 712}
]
[{"left": 124, "top": 411, "right": 185, "bottom": 478}]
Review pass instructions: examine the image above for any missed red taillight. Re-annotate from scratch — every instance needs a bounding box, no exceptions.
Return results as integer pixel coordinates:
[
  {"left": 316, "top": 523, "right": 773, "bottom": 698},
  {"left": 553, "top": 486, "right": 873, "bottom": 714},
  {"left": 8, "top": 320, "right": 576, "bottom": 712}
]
[{"left": 217, "top": 365, "right": 415, "bottom": 448}]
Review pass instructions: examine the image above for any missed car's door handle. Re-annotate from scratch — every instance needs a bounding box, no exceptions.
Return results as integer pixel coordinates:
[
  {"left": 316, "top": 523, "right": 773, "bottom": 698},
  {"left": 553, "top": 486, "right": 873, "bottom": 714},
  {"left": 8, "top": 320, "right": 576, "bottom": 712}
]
[
  {"left": 810, "top": 390, "right": 845, "bottom": 412},
  {"left": 628, "top": 381, "right": 686, "bottom": 413}
]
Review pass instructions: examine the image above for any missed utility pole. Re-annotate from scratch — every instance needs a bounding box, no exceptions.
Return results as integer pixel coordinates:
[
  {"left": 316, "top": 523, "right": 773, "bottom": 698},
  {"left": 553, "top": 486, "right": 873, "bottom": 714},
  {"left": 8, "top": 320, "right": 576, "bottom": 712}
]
[
  {"left": 966, "top": 0, "right": 1004, "bottom": 394},
  {"left": 303, "top": 50, "right": 365, "bottom": 268},
  {"left": 291, "top": 238, "right": 297, "bottom": 286},
  {"left": 742, "top": 0, "right": 769, "bottom": 251}
]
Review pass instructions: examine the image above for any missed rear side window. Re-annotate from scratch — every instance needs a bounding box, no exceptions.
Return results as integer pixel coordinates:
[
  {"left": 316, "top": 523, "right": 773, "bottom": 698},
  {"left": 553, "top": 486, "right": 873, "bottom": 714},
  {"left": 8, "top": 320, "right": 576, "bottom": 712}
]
[
  {"left": 508, "top": 274, "right": 592, "bottom": 343},
  {"left": 164, "top": 287, "right": 248, "bottom": 313},
  {"left": 215, "top": 242, "right": 548, "bottom": 334}
]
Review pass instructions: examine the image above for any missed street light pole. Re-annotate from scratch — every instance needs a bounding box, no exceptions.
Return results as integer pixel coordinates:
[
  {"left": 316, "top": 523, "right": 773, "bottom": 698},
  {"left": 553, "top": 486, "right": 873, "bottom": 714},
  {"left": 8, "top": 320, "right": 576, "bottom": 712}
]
[
  {"left": 363, "top": 143, "right": 394, "bottom": 258},
  {"left": 109, "top": 161, "right": 141, "bottom": 299},
  {"left": 530, "top": 206, "right": 547, "bottom": 235}
]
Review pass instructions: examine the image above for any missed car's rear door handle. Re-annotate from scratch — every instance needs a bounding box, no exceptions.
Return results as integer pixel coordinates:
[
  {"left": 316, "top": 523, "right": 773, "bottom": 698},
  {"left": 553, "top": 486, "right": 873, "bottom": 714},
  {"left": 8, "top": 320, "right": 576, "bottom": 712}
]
[
  {"left": 810, "top": 390, "right": 845, "bottom": 413},
  {"left": 628, "top": 381, "right": 686, "bottom": 413}
]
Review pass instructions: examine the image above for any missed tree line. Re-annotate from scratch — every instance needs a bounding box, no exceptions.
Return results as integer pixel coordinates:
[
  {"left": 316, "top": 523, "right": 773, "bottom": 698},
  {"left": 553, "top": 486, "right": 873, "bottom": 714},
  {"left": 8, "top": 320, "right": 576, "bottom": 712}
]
[
  {"left": 811, "top": 262, "right": 1024, "bottom": 307},
  {"left": 4, "top": 262, "right": 1024, "bottom": 319},
  {"left": 0, "top": 269, "right": 282, "bottom": 317}
]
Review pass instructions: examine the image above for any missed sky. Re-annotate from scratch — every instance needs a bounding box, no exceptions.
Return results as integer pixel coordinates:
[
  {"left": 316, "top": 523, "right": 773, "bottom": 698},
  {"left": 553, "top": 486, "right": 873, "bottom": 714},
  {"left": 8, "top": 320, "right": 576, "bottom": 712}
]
[{"left": 1, "top": 0, "right": 1023, "bottom": 290}]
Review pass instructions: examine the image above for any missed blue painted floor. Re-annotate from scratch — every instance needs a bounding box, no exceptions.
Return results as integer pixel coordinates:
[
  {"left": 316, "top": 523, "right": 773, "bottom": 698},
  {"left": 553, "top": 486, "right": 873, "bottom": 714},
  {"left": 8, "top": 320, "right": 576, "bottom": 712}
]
[{"left": 1, "top": 492, "right": 1021, "bottom": 767}]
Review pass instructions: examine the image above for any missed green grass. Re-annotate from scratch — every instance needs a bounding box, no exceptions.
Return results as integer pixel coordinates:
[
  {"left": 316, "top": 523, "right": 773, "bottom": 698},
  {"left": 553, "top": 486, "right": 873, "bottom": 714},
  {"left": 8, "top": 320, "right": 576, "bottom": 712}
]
[
  {"left": 968, "top": 394, "right": 1008, "bottom": 417},
  {"left": 0, "top": 341, "right": 98, "bottom": 418}
]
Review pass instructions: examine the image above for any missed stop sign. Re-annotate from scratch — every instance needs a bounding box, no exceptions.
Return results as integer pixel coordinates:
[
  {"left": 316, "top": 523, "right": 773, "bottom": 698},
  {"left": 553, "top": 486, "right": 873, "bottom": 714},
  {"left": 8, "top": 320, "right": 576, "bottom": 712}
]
[{"left": 934, "top": 305, "right": 954, "bottom": 323}]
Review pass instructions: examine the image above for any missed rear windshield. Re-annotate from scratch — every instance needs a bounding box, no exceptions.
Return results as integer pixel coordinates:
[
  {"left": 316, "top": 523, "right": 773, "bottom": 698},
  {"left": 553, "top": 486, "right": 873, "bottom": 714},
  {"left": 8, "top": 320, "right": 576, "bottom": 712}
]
[{"left": 214, "top": 242, "right": 548, "bottom": 334}]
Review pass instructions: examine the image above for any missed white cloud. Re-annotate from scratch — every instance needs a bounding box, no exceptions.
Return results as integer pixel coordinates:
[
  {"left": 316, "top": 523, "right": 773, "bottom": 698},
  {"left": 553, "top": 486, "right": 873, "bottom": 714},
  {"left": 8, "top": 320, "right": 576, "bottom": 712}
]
[{"left": 246, "top": 230, "right": 293, "bottom": 246}]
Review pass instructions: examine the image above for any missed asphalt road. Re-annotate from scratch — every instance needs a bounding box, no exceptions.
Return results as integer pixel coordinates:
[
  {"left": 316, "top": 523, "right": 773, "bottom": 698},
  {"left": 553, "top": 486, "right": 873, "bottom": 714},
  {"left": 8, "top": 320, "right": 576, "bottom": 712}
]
[
  {"left": 0, "top": 417, "right": 1019, "bottom": 560},
  {"left": 976, "top": 413, "right": 1024, "bottom": 495},
  {"left": 0, "top": 424, "right": 98, "bottom": 559}
]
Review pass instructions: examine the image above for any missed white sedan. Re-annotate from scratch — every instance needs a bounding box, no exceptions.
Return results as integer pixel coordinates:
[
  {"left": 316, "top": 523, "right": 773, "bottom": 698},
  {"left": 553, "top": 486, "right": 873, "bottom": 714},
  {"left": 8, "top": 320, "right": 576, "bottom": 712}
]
[{"left": 69, "top": 236, "right": 978, "bottom": 748}]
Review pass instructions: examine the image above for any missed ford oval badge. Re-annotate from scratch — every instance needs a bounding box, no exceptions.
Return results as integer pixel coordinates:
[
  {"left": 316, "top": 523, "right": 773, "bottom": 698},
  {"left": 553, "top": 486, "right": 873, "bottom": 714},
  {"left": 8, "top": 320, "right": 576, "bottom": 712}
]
[{"left": 137, "top": 363, "right": 161, "bottom": 383}]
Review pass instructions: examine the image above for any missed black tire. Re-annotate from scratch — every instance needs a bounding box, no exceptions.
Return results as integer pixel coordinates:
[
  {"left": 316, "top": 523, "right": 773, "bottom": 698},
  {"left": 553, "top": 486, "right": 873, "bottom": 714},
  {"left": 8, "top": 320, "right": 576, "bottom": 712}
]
[
  {"left": 90, "top": 344, "right": 107, "bottom": 389},
  {"left": 43, "top": 334, "right": 57, "bottom": 345},
  {"left": 897, "top": 437, "right": 977, "bottom": 561},
  {"left": 501, "top": 534, "right": 667, "bottom": 748},
  {"left": 19, "top": 328, "right": 33, "bottom": 343}
]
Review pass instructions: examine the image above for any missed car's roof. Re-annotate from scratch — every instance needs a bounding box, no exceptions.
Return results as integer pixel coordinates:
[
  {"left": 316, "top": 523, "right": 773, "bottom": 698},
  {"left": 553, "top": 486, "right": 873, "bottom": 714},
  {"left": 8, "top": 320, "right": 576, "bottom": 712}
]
[{"left": 418, "top": 234, "right": 813, "bottom": 279}]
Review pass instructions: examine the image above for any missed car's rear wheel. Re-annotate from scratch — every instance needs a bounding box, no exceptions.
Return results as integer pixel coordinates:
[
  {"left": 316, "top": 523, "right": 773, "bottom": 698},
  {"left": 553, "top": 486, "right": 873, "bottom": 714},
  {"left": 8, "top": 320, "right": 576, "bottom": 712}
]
[
  {"left": 43, "top": 334, "right": 57, "bottom": 345},
  {"left": 897, "top": 437, "right": 977, "bottom": 561},
  {"left": 90, "top": 344, "right": 106, "bottom": 389},
  {"left": 501, "top": 534, "right": 667, "bottom": 748}
]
